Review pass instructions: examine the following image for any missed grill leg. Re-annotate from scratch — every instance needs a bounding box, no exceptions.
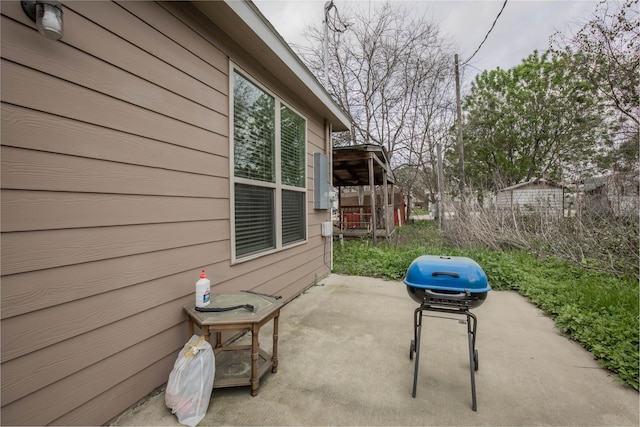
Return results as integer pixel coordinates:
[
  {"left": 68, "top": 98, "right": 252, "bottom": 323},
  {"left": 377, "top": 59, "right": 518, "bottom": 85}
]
[
  {"left": 466, "top": 310, "right": 478, "bottom": 411},
  {"left": 413, "top": 306, "right": 420, "bottom": 347},
  {"left": 412, "top": 306, "right": 423, "bottom": 398}
]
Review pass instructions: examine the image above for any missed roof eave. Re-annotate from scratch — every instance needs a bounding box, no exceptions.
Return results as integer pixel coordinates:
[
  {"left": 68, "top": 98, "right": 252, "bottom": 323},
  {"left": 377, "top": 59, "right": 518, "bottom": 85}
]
[{"left": 191, "top": 0, "right": 351, "bottom": 132}]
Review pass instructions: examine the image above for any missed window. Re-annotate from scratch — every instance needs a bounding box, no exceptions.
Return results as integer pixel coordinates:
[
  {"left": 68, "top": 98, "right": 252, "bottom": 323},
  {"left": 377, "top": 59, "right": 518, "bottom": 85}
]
[{"left": 231, "top": 68, "right": 307, "bottom": 260}]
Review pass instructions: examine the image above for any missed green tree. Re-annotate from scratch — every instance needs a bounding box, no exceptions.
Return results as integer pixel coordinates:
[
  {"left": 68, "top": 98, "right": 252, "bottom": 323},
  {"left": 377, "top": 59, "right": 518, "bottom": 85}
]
[
  {"left": 461, "top": 51, "right": 606, "bottom": 190},
  {"left": 552, "top": 0, "right": 639, "bottom": 174}
]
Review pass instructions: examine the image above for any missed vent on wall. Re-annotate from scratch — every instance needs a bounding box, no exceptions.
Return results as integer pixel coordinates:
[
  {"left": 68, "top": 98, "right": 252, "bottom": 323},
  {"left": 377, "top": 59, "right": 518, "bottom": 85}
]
[{"left": 314, "top": 153, "right": 329, "bottom": 209}]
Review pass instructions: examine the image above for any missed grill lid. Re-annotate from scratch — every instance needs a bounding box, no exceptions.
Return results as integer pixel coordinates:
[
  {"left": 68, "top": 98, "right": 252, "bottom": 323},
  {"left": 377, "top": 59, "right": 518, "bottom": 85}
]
[{"left": 403, "top": 255, "right": 491, "bottom": 293}]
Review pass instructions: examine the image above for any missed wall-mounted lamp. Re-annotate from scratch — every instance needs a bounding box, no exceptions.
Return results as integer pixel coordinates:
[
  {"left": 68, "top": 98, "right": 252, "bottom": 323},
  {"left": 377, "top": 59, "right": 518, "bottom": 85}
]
[{"left": 21, "top": 0, "right": 64, "bottom": 41}]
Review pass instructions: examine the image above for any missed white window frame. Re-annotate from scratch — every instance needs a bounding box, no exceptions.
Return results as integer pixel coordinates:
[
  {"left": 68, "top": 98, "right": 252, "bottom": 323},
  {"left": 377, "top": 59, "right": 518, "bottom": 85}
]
[{"left": 230, "top": 64, "right": 308, "bottom": 263}]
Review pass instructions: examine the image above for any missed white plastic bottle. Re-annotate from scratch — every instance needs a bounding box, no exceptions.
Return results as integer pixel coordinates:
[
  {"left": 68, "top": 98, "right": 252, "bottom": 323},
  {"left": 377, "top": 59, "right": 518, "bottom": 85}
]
[{"left": 195, "top": 269, "right": 211, "bottom": 308}]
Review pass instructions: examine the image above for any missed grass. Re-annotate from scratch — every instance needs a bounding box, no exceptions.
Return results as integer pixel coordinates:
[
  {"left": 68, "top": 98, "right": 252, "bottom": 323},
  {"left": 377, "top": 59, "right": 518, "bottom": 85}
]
[{"left": 332, "top": 221, "right": 639, "bottom": 390}]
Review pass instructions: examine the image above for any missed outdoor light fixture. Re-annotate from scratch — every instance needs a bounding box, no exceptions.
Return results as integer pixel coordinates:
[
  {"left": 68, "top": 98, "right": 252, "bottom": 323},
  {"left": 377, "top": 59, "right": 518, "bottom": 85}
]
[{"left": 21, "top": 0, "right": 64, "bottom": 41}]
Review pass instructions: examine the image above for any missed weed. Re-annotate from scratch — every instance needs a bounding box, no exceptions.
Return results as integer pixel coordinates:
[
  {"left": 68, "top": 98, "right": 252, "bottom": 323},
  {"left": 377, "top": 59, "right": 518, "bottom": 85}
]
[{"left": 332, "top": 222, "right": 639, "bottom": 390}]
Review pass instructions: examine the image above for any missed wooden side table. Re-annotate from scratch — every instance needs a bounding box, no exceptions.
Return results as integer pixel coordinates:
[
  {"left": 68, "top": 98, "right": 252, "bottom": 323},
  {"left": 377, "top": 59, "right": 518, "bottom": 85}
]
[{"left": 183, "top": 293, "right": 282, "bottom": 396}]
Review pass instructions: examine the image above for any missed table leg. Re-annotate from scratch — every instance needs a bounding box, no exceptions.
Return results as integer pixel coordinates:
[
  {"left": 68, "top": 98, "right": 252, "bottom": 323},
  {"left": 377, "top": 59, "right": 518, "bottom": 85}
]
[
  {"left": 202, "top": 326, "right": 211, "bottom": 344},
  {"left": 187, "top": 319, "right": 194, "bottom": 338},
  {"left": 250, "top": 326, "right": 260, "bottom": 396},
  {"left": 272, "top": 312, "right": 279, "bottom": 373}
]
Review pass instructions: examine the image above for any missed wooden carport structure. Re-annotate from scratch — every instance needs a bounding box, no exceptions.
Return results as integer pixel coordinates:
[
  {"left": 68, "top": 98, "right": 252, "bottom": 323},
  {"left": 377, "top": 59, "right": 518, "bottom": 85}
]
[{"left": 332, "top": 144, "right": 395, "bottom": 244}]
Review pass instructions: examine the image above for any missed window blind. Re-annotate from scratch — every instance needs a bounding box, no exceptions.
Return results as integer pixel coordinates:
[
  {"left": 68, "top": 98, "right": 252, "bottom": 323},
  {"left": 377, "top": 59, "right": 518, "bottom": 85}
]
[
  {"left": 282, "top": 190, "right": 305, "bottom": 244},
  {"left": 235, "top": 184, "right": 275, "bottom": 257}
]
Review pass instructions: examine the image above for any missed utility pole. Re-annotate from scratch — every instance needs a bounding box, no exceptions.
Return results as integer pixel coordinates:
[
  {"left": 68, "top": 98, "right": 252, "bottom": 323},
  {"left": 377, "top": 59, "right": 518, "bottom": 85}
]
[
  {"left": 323, "top": 1, "right": 330, "bottom": 88},
  {"left": 437, "top": 141, "right": 444, "bottom": 229},
  {"left": 454, "top": 54, "right": 465, "bottom": 200}
]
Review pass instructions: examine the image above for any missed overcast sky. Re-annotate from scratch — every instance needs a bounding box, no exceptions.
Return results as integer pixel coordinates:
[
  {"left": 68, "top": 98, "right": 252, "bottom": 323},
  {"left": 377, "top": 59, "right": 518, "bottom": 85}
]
[{"left": 253, "top": 0, "right": 600, "bottom": 82}]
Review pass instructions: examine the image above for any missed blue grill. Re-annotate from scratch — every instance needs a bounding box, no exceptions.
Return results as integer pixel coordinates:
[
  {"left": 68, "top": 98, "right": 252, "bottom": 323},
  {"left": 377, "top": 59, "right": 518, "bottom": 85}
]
[
  {"left": 404, "top": 255, "right": 490, "bottom": 309},
  {"left": 404, "top": 255, "right": 491, "bottom": 411}
]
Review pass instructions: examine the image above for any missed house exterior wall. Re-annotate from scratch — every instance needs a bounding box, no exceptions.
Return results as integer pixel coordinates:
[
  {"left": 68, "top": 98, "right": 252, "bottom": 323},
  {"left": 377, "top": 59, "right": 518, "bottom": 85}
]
[
  {"left": 605, "top": 173, "right": 639, "bottom": 217},
  {"left": 581, "top": 172, "right": 639, "bottom": 217},
  {"left": 495, "top": 183, "right": 564, "bottom": 215},
  {"left": 1, "top": 1, "right": 333, "bottom": 425}
]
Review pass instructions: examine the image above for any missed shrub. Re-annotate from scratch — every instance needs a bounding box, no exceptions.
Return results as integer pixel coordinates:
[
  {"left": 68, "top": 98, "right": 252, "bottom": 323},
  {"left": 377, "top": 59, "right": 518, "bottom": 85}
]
[{"left": 332, "top": 222, "right": 639, "bottom": 390}]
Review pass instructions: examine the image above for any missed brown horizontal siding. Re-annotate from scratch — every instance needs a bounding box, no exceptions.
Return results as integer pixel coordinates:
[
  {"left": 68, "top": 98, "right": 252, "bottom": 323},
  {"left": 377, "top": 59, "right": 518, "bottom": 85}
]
[
  {"left": 1, "top": 146, "right": 226, "bottom": 196},
  {"left": 1, "top": 323, "right": 185, "bottom": 426},
  {"left": 70, "top": 1, "right": 229, "bottom": 93},
  {"left": 209, "top": 228, "right": 329, "bottom": 292},
  {"left": 116, "top": 1, "right": 229, "bottom": 79},
  {"left": 2, "top": 271, "right": 202, "bottom": 362},
  {"left": 52, "top": 353, "right": 176, "bottom": 426},
  {"left": 307, "top": 119, "right": 326, "bottom": 151},
  {"left": 1, "top": 104, "right": 229, "bottom": 171},
  {"left": 250, "top": 246, "right": 331, "bottom": 301},
  {"left": 1, "top": 60, "right": 222, "bottom": 152},
  {"left": 1, "top": 242, "right": 226, "bottom": 319},
  {"left": 0, "top": 1, "right": 334, "bottom": 425},
  {"left": 1, "top": 221, "right": 228, "bottom": 276},
  {"left": 1, "top": 15, "right": 226, "bottom": 134},
  {"left": 218, "top": 240, "right": 329, "bottom": 297},
  {"left": 3, "top": 1, "right": 228, "bottom": 108},
  {"left": 1, "top": 190, "right": 228, "bottom": 232},
  {"left": 1, "top": 300, "right": 188, "bottom": 406}
]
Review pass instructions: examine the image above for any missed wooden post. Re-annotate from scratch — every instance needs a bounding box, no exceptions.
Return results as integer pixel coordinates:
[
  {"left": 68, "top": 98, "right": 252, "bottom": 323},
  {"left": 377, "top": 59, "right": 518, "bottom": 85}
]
[
  {"left": 383, "top": 176, "right": 390, "bottom": 237},
  {"left": 338, "top": 185, "right": 343, "bottom": 231},
  {"left": 369, "top": 153, "right": 377, "bottom": 245}
]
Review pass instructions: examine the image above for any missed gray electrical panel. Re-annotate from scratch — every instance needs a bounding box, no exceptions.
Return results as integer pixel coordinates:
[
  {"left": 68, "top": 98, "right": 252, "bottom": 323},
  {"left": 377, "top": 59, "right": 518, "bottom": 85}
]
[{"left": 313, "top": 152, "right": 329, "bottom": 209}]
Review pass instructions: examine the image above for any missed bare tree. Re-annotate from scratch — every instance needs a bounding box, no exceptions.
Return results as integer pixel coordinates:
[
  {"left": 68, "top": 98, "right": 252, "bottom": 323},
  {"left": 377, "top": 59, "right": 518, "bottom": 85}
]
[
  {"left": 297, "top": 1, "right": 456, "bottom": 214},
  {"left": 551, "top": 0, "right": 639, "bottom": 174}
]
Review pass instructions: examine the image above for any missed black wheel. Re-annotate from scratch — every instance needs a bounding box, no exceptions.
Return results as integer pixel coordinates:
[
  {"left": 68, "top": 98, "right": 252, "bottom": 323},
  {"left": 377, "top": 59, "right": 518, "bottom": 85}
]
[
  {"left": 409, "top": 340, "right": 415, "bottom": 360},
  {"left": 474, "top": 349, "right": 479, "bottom": 371}
]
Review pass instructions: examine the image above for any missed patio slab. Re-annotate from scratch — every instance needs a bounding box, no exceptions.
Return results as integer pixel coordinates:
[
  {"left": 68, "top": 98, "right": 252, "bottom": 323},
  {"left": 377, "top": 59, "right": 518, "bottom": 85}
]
[{"left": 110, "top": 274, "right": 639, "bottom": 426}]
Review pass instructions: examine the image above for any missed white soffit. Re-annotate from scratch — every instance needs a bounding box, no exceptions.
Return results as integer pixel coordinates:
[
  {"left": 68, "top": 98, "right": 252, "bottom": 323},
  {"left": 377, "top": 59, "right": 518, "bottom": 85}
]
[{"left": 192, "top": 0, "right": 351, "bottom": 132}]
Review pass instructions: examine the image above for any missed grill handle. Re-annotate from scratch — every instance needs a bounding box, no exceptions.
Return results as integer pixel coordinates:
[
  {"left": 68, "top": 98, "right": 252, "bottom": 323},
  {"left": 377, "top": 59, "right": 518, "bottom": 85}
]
[
  {"left": 431, "top": 271, "right": 460, "bottom": 278},
  {"left": 424, "top": 289, "right": 470, "bottom": 300}
]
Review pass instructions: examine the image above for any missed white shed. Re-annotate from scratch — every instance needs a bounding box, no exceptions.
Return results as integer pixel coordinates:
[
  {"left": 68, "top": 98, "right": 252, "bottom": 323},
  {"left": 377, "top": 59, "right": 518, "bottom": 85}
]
[
  {"left": 582, "top": 171, "right": 639, "bottom": 217},
  {"left": 495, "top": 178, "right": 565, "bottom": 215}
]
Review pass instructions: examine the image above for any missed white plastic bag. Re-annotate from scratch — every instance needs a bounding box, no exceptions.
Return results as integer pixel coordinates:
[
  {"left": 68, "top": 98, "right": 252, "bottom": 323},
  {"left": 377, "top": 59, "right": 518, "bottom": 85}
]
[{"left": 165, "top": 335, "right": 215, "bottom": 427}]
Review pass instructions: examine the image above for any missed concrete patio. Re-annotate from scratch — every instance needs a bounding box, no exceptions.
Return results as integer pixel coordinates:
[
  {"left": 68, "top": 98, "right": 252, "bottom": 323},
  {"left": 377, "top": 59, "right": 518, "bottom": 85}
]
[{"left": 110, "top": 274, "right": 639, "bottom": 426}]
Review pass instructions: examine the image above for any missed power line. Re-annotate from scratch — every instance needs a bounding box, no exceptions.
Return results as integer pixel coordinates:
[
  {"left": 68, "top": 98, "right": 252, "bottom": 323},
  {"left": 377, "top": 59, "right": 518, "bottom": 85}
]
[
  {"left": 462, "top": 0, "right": 508, "bottom": 66},
  {"left": 465, "top": 62, "right": 483, "bottom": 73},
  {"left": 325, "top": 0, "right": 350, "bottom": 33},
  {"left": 323, "top": 0, "right": 351, "bottom": 87}
]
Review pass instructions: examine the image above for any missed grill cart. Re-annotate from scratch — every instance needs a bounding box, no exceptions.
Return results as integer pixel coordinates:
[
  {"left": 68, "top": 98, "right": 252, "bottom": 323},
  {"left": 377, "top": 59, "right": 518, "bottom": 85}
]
[{"left": 403, "top": 255, "right": 491, "bottom": 411}]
